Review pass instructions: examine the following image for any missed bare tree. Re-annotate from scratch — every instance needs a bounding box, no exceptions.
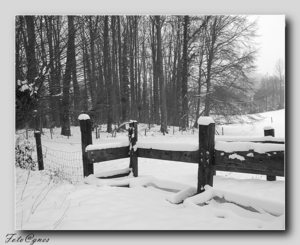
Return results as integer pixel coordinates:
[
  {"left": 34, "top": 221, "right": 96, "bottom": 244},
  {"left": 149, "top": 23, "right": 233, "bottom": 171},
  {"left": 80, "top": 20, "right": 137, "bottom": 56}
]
[
  {"left": 61, "top": 16, "right": 75, "bottom": 136},
  {"left": 155, "top": 16, "right": 168, "bottom": 133},
  {"left": 15, "top": 15, "right": 261, "bottom": 131},
  {"left": 202, "top": 15, "right": 257, "bottom": 117},
  {"left": 275, "top": 59, "right": 285, "bottom": 109}
]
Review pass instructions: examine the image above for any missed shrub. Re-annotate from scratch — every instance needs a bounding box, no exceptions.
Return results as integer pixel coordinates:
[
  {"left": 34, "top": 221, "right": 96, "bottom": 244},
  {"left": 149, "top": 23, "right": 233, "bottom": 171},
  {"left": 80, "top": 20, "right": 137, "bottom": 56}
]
[{"left": 15, "top": 140, "right": 36, "bottom": 170}]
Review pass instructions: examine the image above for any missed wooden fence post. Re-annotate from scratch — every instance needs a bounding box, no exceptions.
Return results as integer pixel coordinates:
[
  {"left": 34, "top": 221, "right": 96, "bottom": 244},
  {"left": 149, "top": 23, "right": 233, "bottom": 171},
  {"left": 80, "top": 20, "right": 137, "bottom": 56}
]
[
  {"left": 264, "top": 126, "right": 276, "bottom": 181},
  {"left": 197, "top": 117, "right": 215, "bottom": 194},
  {"left": 264, "top": 126, "right": 275, "bottom": 138},
  {"left": 129, "top": 120, "right": 138, "bottom": 177},
  {"left": 34, "top": 131, "right": 44, "bottom": 170},
  {"left": 79, "top": 114, "right": 93, "bottom": 177}
]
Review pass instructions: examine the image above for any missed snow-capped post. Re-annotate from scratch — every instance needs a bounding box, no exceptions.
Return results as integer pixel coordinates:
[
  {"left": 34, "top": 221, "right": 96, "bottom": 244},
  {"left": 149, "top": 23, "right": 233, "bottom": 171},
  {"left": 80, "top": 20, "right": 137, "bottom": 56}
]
[
  {"left": 264, "top": 126, "right": 276, "bottom": 181},
  {"left": 79, "top": 114, "right": 93, "bottom": 177},
  {"left": 128, "top": 120, "right": 138, "bottom": 177},
  {"left": 197, "top": 117, "right": 215, "bottom": 194},
  {"left": 34, "top": 131, "right": 44, "bottom": 170}
]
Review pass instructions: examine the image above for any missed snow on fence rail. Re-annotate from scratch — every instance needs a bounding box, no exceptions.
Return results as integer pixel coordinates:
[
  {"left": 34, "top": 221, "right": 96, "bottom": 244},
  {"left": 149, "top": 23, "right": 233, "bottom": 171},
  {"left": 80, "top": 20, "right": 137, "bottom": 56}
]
[{"left": 78, "top": 114, "right": 285, "bottom": 194}]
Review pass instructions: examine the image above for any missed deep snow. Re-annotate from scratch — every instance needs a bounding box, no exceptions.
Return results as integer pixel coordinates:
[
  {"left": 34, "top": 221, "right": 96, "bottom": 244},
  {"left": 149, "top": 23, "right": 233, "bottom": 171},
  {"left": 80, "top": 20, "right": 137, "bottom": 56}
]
[{"left": 15, "top": 109, "right": 285, "bottom": 230}]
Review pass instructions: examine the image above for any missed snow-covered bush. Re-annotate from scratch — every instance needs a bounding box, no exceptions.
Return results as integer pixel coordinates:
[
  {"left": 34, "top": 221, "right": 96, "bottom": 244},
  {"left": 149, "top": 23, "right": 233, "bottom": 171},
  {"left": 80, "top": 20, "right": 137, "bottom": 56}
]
[
  {"left": 15, "top": 79, "right": 38, "bottom": 129},
  {"left": 17, "top": 79, "right": 38, "bottom": 96},
  {"left": 15, "top": 140, "right": 36, "bottom": 170}
]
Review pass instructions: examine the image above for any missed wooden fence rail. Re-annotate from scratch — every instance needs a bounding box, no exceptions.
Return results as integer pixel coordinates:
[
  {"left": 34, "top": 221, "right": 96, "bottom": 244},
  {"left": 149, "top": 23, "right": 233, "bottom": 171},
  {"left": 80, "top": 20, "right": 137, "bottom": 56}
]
[{"left": 79, "top": 114, "right": 285, "bottom": 194}]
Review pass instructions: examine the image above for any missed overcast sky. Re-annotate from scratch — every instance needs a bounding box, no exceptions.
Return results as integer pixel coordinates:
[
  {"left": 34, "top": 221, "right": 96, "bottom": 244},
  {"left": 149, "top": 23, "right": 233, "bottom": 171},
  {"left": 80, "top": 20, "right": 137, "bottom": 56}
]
[{"left": 252, "top": 15, "right": 285, "bottom": 76}]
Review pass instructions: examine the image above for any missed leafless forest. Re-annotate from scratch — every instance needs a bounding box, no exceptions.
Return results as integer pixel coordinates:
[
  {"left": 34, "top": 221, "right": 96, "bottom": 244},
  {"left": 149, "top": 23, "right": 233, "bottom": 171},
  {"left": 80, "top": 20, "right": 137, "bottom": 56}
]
[{"left": 15, "top": 15, "right": 285, "bottom": 135}]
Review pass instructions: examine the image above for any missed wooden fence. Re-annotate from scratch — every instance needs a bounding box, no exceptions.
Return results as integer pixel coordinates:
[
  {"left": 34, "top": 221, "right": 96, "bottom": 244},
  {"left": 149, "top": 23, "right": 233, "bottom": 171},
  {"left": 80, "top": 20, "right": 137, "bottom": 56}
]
[{"left": 79, "top": 114, "right": 285, "bottom": 194}]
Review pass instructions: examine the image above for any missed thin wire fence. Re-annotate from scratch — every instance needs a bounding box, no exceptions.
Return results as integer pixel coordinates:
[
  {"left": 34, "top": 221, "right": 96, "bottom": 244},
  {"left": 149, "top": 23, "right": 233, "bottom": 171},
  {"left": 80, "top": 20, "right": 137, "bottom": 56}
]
[
  {"left": 42, "top": 146, "right": 83, "bottom": 184},
  {"left": 16, "top": 124, "right": 196, "bottom": 185},
  {"left": 16, "top": 128, "right": 84, "bottom": 184}
]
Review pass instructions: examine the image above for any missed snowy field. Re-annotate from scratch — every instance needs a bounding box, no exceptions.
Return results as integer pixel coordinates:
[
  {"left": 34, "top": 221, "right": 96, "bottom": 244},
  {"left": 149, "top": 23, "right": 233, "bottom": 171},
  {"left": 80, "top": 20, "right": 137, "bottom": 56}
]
[{"left": 15, "top": 109, "right": 285, "bottom": 230}]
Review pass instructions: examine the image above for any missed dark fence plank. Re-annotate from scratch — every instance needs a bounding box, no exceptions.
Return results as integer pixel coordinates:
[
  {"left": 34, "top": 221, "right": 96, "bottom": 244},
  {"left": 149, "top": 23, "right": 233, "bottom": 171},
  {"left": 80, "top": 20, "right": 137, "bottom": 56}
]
[
  {"left": 137, "top": 148, "right": 199, "bottom": 163},
  {"left": 215, "top": 150, "right": 284, "bottom": 177},
  {"left": 97, "top": 172, "right": 131, "bottom": 179},
  {"left": 87, "top": 146, "right": 130, "bottom": 163},
  {"left": 253, "top": 141, "right": 284, "bottom": 144},
  {"left": 216, "top": 140, "right": 284, "bottom": 144},
  {"left": 214, "top": 166, "right": 284, "bottom": 177}
]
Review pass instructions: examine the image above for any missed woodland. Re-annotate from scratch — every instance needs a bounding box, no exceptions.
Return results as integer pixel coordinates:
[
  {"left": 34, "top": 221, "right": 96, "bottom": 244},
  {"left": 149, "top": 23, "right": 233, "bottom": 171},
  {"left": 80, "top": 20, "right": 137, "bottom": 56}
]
[{"left": 15, "top": 15, "right": 285, "bottom": 135}]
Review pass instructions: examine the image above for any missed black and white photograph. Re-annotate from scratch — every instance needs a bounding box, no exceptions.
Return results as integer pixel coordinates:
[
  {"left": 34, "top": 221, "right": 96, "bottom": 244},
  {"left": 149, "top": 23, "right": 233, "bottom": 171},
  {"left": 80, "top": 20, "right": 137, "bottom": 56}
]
[{"left": 13, "top": 14, "right": 286, "bottom": 231}]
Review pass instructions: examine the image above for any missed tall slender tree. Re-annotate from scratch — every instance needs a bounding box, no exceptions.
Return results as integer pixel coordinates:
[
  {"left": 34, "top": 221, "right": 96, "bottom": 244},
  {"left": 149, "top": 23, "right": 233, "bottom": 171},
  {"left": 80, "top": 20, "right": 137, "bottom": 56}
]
[
  {"left": 121, "top": 18, "right": 130, "bottom": 124},
  {"left": 181, "top": 15, "right": 190, "bottom": 128},
  {"left": 155, "top": 15, "right": 168, "bottom": 133},
  {"left": 61, "top": 16, "right": 75, "bottom": 136},
  {"left": 103, "top": 16, "right": 113, "bottom": 132}
]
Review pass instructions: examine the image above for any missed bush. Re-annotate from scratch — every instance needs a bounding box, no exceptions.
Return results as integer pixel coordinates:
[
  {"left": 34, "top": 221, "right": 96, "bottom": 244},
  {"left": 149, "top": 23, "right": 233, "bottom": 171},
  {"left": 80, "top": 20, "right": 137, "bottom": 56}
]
[{"left": 15, "top": 140, "right": 36, "bottom": 170}]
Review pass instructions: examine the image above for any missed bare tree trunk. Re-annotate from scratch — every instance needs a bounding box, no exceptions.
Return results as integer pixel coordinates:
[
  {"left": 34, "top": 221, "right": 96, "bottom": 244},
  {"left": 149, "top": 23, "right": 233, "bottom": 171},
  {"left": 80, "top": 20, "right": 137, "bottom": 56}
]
[
  {"left": 174, "top": 18, "right": 182, "bottom": 126},
  {"left": 104, "top": 16, "right": 112, "bottom": 132},
  {"left": 170, "top": 25, "right": 178, "bottom": 125},
  {"left": 61, "top": 16, "right": 75, "bottom": 136},
  {"left": 151, "top": 19, "right": 160, "bottom": 124},
  {"left": 135, "top": 17, "right": 142, "bottom": 121},
  {"left": 204, "top": 17, "right": 217, "bottom": 116},
  {"left": 70, "top": 17, "right": 80, "bottom": 126},
  {"left": 129, "top": 17, "right": 137, "bottom": 120},
  {"left": 117, "top": 16, "right": 123, "bottom": 122},
  {"left": 79, "top": 22, "right": 89, "bottom": 111},
  {"left": 45, "top": 16, "right": 58, "bottom": 126},
  {"left": 112, "top": 16, "right": 120, "bottom": 125},
  {"left": 155, "top": 16, "right": 168, "bottom": 134},
  {"left": 142, "top": 37, "right": 148, "bottom": 123},
  {"left": 24, "top": 16, "right": 38, "bottom": 84},
  {"left": 15, "top": 17, "right": 23, "bottom": 83},
  {"left": 89, "top": 16, "right": 98, "bottom": 108},
  {"left": 181, "top": 15, "right": 189, "bottom": 128},
  {"left": 194, "top": 41, "right": 204, "bottom": 128},
  {"left": 53, "top": 16, "right": 62, "bottom": 127},
  {"left": 121, "top": 20, "right": 130, "bottom": 124},
  {"left": 276, "top": 59, "right": 284, "bottom": 109}
]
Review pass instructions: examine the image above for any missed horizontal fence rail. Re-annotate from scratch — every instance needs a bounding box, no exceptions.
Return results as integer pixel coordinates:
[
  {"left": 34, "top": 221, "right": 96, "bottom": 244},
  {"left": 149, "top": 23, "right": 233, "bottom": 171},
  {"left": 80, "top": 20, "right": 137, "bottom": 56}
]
[
  {"left": 215, "top": 136, "right": 285, "bottom": 144},
  {"left": 87, "top": 147, "right": 199, "bottom": 164},
  {"left": 137, "top": 148, "right": 199, "bottom": 164},
  {"left": 78, "top": 114, "right": 285, "bottom": 194},
  {"left": 214, "top": 149, "right": 284, "bottom": 176},
  {"left": 87, "top": 146, "right": 130, "bottom": 163}
]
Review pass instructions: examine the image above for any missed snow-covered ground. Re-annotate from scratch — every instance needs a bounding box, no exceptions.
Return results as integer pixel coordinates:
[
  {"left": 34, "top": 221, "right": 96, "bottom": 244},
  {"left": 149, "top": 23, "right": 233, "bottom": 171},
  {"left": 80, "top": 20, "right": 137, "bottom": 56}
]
[{"left": 15, "top": 109, "right": 285, "bottom": 230}]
